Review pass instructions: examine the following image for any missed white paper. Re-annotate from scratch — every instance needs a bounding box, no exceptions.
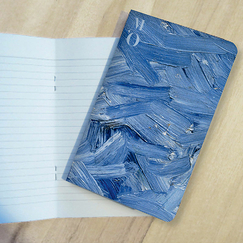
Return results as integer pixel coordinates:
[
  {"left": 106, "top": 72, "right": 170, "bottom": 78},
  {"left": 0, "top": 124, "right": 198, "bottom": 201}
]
[{"left": 0, "top": 34, "right": 145, "bottom": 224}]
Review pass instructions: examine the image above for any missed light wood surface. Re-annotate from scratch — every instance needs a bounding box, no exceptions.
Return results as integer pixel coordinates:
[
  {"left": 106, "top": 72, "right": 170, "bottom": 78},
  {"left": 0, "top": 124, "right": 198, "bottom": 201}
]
[{"left": 0, "top": 0, "right": 242, "bottom": 242}]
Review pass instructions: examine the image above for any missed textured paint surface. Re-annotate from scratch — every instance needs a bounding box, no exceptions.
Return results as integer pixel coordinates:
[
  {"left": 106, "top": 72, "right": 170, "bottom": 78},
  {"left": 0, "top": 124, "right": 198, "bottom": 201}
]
[{"left": 66, "top": 10, "right": 237, "bottom": 221}]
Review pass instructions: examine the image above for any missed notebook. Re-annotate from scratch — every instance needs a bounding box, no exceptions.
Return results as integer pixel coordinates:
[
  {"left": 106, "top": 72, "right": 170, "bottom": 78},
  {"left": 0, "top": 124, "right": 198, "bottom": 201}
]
[
  {"left": 66, "top": 10, "right": 237, "bottom": 221},
  {"left": 0, "top": 34, "right": 148, "bottom": 224}
]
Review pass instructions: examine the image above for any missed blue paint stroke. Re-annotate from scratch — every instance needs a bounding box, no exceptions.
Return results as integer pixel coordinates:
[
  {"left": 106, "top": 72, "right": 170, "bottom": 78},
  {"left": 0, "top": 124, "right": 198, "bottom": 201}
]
[{"left": 66, "top": 10, "right": 237, "bottom": 221}]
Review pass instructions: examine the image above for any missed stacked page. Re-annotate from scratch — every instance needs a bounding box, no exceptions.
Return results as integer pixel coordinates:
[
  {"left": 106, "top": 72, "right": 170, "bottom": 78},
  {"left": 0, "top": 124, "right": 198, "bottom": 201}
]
[{"left": 0, "top": 34, "right": 145, "bottom": 224}]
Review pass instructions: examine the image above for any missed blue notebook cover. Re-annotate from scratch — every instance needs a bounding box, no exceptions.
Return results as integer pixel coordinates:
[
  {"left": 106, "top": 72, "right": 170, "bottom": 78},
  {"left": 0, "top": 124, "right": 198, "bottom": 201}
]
[{"left": 66, "top": 10, "right": 237, "bottom": 221}]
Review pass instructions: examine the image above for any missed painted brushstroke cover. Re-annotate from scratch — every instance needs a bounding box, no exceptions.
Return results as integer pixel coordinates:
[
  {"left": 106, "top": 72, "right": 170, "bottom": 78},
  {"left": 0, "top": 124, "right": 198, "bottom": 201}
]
[{"left": 66, "top": 10, "right": 237, "bottom": 221}]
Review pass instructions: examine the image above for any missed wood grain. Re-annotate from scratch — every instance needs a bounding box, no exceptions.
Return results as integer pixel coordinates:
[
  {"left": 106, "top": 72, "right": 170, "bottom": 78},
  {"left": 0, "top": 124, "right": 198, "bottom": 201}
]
[{"left": 0, "top": 0, "right": 242, "bottom": 242}]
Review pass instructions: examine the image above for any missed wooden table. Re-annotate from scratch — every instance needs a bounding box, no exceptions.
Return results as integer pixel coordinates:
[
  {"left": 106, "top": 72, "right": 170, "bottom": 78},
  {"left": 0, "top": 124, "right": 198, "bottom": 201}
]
[{"left": 0, "top": 1, "right": 242, "bottom": 242}]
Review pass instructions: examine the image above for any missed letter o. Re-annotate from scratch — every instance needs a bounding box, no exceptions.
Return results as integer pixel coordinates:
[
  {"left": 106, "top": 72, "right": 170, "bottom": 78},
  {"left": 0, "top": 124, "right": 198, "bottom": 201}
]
[{"left": 126, "top": 33, "right": 140, "bottom": 47}]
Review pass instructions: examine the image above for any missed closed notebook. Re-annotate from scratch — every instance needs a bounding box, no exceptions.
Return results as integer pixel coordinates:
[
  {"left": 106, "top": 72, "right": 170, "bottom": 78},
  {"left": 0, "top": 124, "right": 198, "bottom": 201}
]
[{"left": 66, "top": 10, "right": 237, "bottom": 221}]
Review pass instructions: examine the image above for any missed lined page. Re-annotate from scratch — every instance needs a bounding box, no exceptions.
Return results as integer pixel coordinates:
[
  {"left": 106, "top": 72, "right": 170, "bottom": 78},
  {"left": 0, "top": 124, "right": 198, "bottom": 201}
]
[
  {"left": 0, "top": 34, "right": 57, "bottom": 223},
  {"left": 55, "top": 38, "right": 145, "bottom": 218},
  {"left": 0, "top": 35, "right": 145, "bottom": 224}
]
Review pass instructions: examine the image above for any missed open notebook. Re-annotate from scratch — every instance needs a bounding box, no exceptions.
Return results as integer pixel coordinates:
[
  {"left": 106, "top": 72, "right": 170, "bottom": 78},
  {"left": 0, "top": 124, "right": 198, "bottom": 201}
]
[{"left": 0, "top": 34, "right": 146, "bottom": 224}]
